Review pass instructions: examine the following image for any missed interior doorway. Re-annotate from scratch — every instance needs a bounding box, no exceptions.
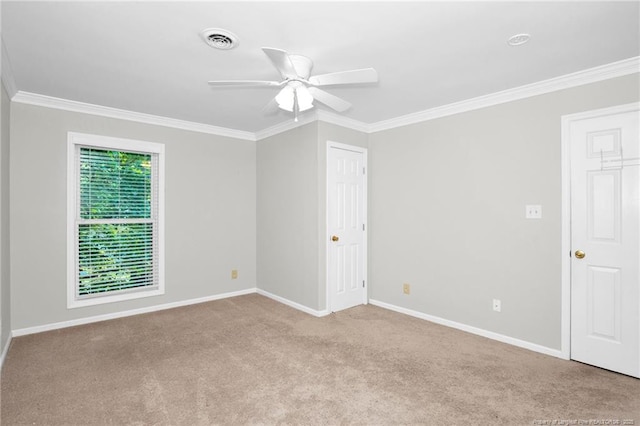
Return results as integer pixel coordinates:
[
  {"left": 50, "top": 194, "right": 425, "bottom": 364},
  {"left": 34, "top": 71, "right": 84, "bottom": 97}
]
[
  {"left": 562, "top": 103, "right": 639, "bottom": 378},
  {"left": 326, "top": 142, "right": 368, "bottom": 313}
]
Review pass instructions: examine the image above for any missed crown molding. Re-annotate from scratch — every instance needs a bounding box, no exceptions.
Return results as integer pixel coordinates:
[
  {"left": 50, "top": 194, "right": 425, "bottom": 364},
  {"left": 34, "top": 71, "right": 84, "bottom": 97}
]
[
  {"left": 254, "top": 109, "right": 370, "bottom": 141},
  {"left": 1, "top": 38, "right": 18, "bottom": 98},
  {"left": 254, "top": 110, "right": 319, "bottom": 141},
  {"left": 11, "top": 91, "right": 256, "bottom": 141},
  {"left": 6, "top": 57, "right": 638, "bottom": 140},
  {"left": 316, "top": 110, "right": 371, "bottom": 133},
  {"left": 368, "top": 56, "right": 640, "bottom": 133}
]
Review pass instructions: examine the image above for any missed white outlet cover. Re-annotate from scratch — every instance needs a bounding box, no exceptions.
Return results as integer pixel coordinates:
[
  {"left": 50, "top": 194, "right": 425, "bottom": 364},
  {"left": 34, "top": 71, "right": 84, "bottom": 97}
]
[{"left": 525, "top": 204, "right": 542, "bottom": 219}]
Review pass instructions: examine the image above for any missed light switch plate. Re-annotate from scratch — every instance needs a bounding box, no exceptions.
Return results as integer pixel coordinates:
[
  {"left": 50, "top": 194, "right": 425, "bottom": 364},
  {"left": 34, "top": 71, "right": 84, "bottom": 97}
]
[{"left": 525, "top": 205, "right": 542, "bottom": 219}]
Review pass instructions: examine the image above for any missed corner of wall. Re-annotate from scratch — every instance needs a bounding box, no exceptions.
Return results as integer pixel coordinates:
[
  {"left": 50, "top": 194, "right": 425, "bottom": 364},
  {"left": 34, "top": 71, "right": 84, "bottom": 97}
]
[
  {"left": 0, "top": 72, "right": 12, "bottom": 361},
  {"left": 1, "top": 38, "right": 19, "bottom": 99},
  {"left": 0, "top": 333, "right": 11, "bottom": 370}
]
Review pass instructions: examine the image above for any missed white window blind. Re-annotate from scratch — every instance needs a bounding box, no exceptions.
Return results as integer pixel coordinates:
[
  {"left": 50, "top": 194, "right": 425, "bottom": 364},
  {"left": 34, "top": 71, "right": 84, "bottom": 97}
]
[{"left": 68, "top": 133, "right": 164, "bottom": 308}]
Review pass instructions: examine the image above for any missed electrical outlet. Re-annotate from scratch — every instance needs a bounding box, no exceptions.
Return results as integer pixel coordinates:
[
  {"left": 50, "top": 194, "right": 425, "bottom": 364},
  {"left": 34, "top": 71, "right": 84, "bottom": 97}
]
[
  {"left": 403, "top": 283, "right": 410, "bottom": 295},
  {"left": 525, "top": 205, "right": 542, "bottom": 219},
  {"left": 231, "top": 269, "right": 238, "bottom": 279},
  {"left": 492, "top": 299, "right": 501, "bottom": 312}
]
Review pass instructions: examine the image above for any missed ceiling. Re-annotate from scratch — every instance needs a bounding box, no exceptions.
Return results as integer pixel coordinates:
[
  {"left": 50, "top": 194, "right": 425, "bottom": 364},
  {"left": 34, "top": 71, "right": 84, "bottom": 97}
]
[{"left": 2, "top": 1, "right": 639, "bottom": 134}]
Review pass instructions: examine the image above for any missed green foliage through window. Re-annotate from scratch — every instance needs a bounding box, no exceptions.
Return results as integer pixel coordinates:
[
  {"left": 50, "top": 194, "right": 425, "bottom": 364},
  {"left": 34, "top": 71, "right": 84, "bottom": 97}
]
[
  {"left": 80, "top": 148, "right": 152, "bottom": 220},
  {"left": 78, "top": 223, "right": 153, "bottom": 295},
  {"left": 77, "top": 147, "right": 156, "bottom": 296}
]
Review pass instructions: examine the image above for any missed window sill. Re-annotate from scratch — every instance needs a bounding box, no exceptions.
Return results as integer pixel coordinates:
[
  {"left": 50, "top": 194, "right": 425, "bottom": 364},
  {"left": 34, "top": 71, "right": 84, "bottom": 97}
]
[{"left": 67, "top": 287, "right": 165, "bottom": 309}]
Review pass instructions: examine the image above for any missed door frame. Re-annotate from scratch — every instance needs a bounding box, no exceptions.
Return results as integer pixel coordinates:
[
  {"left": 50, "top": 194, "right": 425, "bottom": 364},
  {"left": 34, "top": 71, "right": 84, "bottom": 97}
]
[
  {"left": 325, "top": 141, "right": 368, "bottom": 313},
  {"left": 560, "top": 101, "right": 640, "bottom": 360}
]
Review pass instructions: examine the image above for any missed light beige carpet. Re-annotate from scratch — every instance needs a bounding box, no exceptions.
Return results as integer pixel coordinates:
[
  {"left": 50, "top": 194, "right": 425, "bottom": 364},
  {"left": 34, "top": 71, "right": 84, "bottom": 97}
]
[{"left": 1, "top": 293, "right": 639, "bottom": 425}]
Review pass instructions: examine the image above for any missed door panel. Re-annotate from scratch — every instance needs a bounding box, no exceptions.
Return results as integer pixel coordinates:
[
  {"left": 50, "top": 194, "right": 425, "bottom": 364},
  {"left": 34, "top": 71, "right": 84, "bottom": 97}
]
[
  {"left": 570, "top": 108, "right": 639, "bottom": 378},
  {"left": 588, "top": 170, "right": 620, "bottom": 241},
  {"left": 587, "top": 266, "right": 621, "bottom": 342}
]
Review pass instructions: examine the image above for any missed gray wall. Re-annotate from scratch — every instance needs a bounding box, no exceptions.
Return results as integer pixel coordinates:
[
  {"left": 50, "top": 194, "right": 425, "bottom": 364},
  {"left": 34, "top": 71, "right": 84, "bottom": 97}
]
[
  {"left": 257, "top": 122, "right": 320, "bottom": 309},
  {"left": 1, "top": 82, "right": 10, "bottom": 350},
  {"left": 10, "top": 103, "right": 256, "bottom": 330},
  {"left": 368, "top": 73, "right": 640, "bottom": 350},
  {"left": 6, "top": 72, "right": 638, "bottom": 351},
  {"left": 256, "top": 121, "right": 368, "bottom": 311}
]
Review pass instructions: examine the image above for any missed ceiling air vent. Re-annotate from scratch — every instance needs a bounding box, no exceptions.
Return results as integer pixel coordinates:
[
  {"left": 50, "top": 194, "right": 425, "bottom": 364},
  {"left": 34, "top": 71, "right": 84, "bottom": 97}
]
[
  {"left": 507, "top": 33, "right": 531, "bottom": 46},
  {"left": 202, "top": 28, "right": 238, "bottom": 50}
]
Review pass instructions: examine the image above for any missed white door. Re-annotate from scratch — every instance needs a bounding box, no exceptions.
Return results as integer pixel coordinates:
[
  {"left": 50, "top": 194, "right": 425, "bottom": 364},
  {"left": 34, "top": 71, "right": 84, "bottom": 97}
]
[
  {"left": 570, "top": 105, "right": 639, "bottom": 378},
  {"left": 327, "top": 143, "right": 367, "bottom": 312}
]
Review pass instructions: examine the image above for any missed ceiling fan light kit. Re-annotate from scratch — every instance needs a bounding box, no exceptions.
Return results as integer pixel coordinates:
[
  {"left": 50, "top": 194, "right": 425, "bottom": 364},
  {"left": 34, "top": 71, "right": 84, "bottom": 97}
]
[
  {"left": 275, "top": 83, "right": 314, "bottom": 114},
  {"left": 208, "top": 47, "right": 378, "bottom": 121}
]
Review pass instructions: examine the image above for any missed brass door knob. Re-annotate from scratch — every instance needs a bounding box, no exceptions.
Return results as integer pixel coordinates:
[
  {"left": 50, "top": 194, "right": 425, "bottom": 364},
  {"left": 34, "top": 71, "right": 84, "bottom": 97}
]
[
  {"left": 575, "top": 250, "right": 585, "bottom": 259},
  {"left": 331, "top": 235, "right": 339, "bottom": 242}
]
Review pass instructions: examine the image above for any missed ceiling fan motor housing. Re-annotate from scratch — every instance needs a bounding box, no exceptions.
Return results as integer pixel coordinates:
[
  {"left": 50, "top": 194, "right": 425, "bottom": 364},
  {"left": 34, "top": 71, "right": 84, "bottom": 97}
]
[{"left": 289, "top": 55, "right": 313, "bottom": 80}]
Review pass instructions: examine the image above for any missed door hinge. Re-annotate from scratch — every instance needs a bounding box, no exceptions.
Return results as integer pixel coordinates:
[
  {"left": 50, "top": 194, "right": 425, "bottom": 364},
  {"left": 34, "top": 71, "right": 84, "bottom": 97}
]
[
  {"left": 363, "top": 280, "right": 365, "bottom": 288},
  {"left": 363, "top": 223, "right": 365, "bottom": 231},
  {"left": 363, "top": 167, "right": 366, "bottom": 175}
]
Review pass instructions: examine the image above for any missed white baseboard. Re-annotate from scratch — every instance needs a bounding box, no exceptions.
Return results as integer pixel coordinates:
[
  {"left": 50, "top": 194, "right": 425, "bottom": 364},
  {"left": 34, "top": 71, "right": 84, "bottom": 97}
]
[
  {"left": 369, "top": 299, "right": 565, "bottom": 359},
  {"left": 0, "top": 333, "right": 12, "bottom": 370},
  {"left": 257, "top": 289, "right": 330, "bottom": 318},
  {"left": 12, "top": 288, "right": 257, "bottom": 337},
  {"left": 5, "top": 290, "right": 563, "bottom": 363},
  {"left": 10, "top": 287, "right": 330, "bottom": 338}
]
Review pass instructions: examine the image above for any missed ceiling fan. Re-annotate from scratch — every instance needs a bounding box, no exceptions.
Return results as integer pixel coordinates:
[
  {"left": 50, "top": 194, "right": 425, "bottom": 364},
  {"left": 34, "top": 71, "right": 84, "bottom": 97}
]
[{"left": 208, "top": 47, "right": 378, "bottom": 121}]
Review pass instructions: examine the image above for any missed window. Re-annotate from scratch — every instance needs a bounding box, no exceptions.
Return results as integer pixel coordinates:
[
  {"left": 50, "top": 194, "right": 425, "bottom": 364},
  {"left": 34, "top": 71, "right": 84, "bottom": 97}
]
[{"left": 67, "top": 133, "right": 164, "bottom": 308}]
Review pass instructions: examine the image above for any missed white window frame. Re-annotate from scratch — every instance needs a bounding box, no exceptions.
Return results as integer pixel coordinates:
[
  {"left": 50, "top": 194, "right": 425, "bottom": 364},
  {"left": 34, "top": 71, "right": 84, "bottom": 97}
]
[{"left": 67, "top": 132, "right": 165, "bottom": 308}]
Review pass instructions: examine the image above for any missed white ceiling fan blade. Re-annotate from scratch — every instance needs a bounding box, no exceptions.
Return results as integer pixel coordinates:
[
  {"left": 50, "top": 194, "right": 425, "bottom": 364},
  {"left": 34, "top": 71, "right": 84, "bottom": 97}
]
[
  {"left": 308, "top": 87, "right": 352, "bottom": 112},
  {"left": 208, "top": 80, "right": 281, "bottom": 87},
  {"left": 309, "top": 68, "right": 378, "bottom": 86},
  {"left": 262, "top": 47, "right": 298, "bottom": 79}
]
